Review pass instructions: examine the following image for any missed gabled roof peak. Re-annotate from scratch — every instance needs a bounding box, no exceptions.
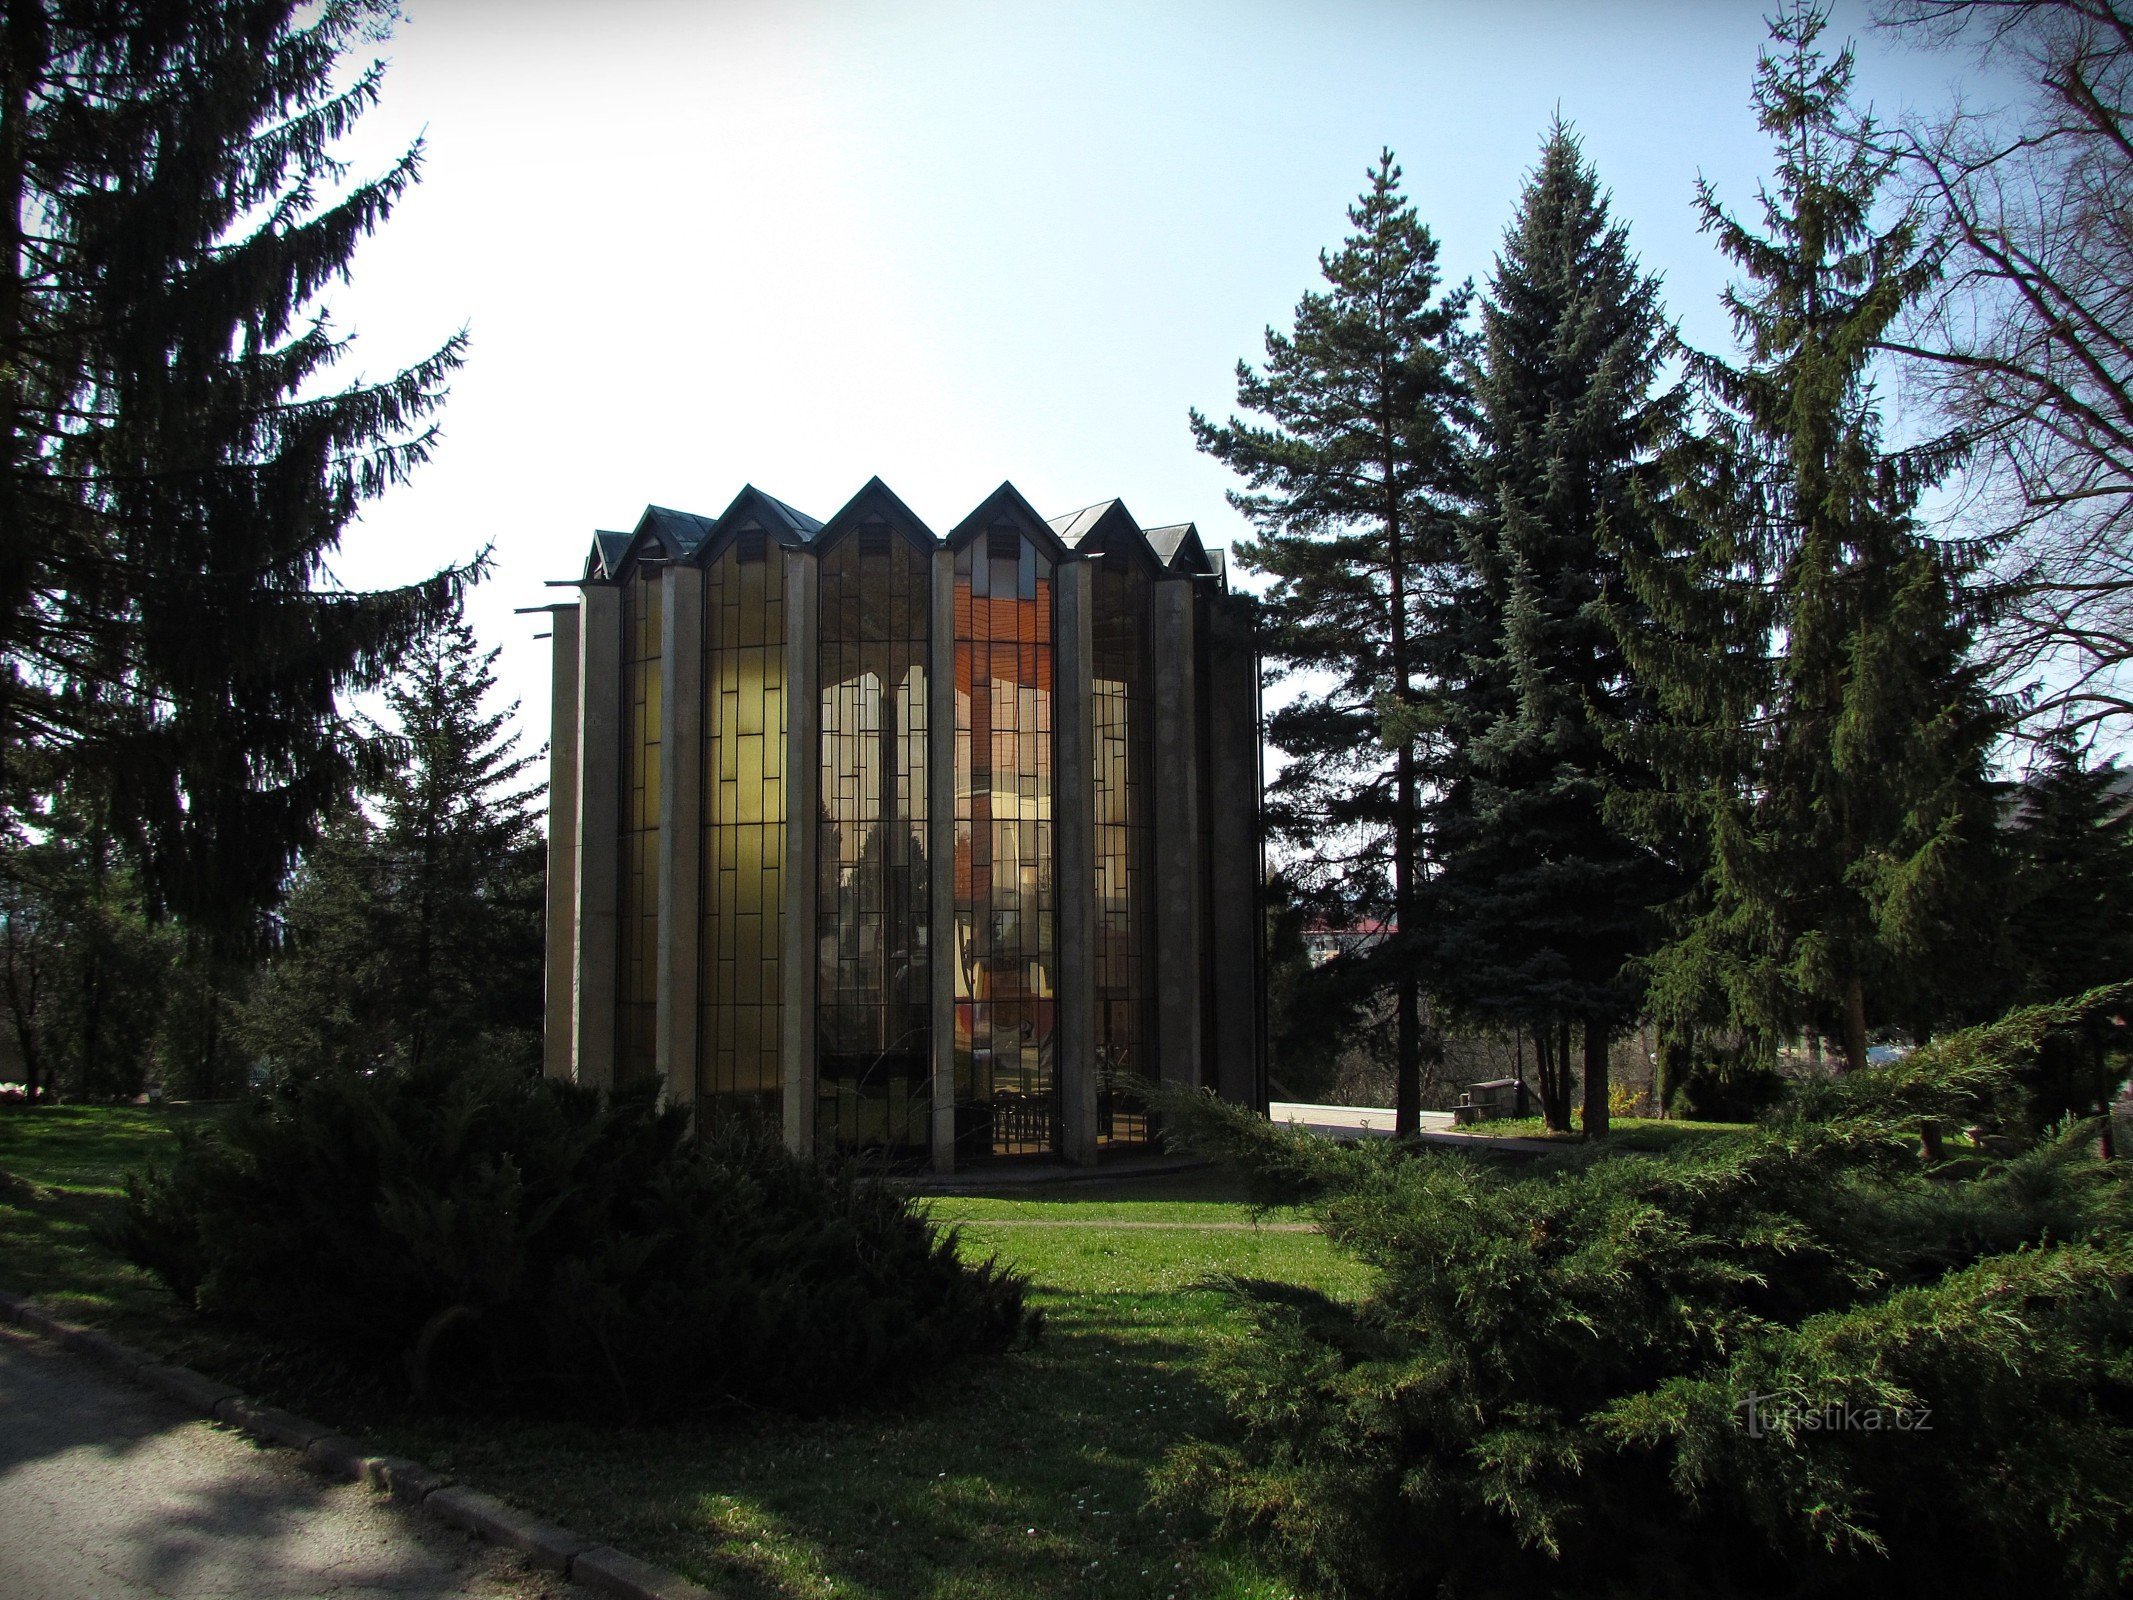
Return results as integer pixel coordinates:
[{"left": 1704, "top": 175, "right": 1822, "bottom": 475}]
[
  {"left": 814, "top": 476, "right": 938, "bottom": 553},
  {"left": 949, "top": 481, "right": 1073, "bottom": 559},
  {"left": 703, "top": 484, "right": 823, "bottom": 555}
]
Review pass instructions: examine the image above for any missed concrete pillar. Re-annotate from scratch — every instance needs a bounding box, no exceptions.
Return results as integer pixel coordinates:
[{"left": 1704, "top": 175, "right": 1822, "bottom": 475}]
[
  {"left": 927, "top": 547, "right": 957, "bottom": 1173},
  {"left": 1054, "top": 557, "right": 1099, "bottom": 1165},
  {"left": 542, "top": 604, "right": 581, "bottom": 1082},
  {"left": 541, "top": 605, "right": 584, "bottom": 1083},
  {"left": 779, "top": 547, "right": 820, "bottom": 1156},
  {"left": 1152, "top": 577, "right": 1203, "bottom": 1089},
  {"left": 656, "top": 564, "right": 704, "bottom": 1113},
  {"left": 572, "top": 582, "right": 622, "bottom": 1091},
  {"left": 1205, "top": 594, "right": 1265, "bottom": 1109}
]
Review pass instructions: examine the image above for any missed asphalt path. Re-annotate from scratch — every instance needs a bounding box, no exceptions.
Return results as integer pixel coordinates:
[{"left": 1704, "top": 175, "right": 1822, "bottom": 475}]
[{"left": 0, "top": 1329, "right": 581, "bottom": 1600}]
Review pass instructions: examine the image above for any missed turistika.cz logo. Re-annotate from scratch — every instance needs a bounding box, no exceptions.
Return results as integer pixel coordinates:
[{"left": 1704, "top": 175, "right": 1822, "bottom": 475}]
[{"left": 1736, "top": 1391, "right": 1933, "bottom": 1439}]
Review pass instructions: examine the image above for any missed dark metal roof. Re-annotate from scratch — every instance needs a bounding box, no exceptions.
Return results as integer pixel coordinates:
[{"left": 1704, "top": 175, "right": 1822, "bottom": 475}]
[
  {"left": 948, "top": 481, "right": 1074, "bottom": 560},
  {"left": 704, "top": 484, "right": 824, "bottom": 554},
  {"left": 1142, "top": 521, "right": 1216, "bottom": 576},
  {"left": 1045, "top": 500, "right": 1119, "bottom": 548},
  {"left": 813, "top": 476, "right": 938, "bottom": 554},
  {"left": 637, "top": 504, "right": 718, "bottom": 557},
  {"left": 590, "top": 530, "right": 631, "bottom": 579},
  {"left": 1045, "top": 498, "right": 1165, "bottom": 575}
]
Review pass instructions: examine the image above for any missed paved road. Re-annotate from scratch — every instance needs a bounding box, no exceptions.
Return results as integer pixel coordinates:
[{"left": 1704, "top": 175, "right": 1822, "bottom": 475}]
[{"left": 0, "top": 1329, "right": 580, "bottom": 1600}]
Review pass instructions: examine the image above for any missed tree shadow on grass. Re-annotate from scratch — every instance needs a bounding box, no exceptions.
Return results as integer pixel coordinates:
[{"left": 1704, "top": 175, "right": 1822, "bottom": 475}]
[{"left": 382, "top": 1294, "right": 1237, "bottom": 1600}]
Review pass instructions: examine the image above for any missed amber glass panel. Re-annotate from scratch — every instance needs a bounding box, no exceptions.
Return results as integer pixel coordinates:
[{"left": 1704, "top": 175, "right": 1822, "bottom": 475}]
[
  {"left": 951, "top": 530, "right": 1056, "bottom": 1159},
  {"left": 1091, "top": 555, "right": 1155, "bottom": 1144},
  {"left": 698, "top": 537, "right": 785, "bottom": 1127},
  {"left": 615, "top": 565, "right": 663, "bottom": 1086},
  {"left": 816, "top": 529, "right": 931, "bottom": 1155}
]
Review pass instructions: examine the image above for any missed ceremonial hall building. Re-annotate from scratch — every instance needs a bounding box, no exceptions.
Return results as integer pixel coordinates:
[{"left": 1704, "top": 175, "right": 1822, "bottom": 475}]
[{"left": 538, "top": 478, "right": 1265, "bottom": 1171}]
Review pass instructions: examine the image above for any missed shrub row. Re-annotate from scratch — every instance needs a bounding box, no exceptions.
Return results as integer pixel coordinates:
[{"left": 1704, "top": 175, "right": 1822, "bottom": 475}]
[{"left": 112, "top": 1066, "right": 1036, "bottom": 1417}]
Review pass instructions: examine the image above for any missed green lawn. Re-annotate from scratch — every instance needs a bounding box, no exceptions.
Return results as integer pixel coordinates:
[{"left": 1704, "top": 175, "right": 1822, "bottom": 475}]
[
  {"left": 1443, "top": 1114, "right": 1755, "bottom": 1150},
  {"left": 0, "top": 1106, "right": 1360, "bottom": 1600}
]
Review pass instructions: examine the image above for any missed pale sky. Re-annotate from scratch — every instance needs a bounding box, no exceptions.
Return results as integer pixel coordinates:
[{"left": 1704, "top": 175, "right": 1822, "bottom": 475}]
[{"left": 311, "top": 0, "right": 2002, "bottom": 772}]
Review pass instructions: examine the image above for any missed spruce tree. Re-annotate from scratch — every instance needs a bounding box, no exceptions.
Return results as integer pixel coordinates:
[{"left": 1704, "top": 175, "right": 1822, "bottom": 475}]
[
  {"left": 1192, "top": 152, "right": 1472, "bottom": 1134},
  {"left": 2007, "top": 741, "right": 2133, "bottom": 1008},
  {"left": 243, "top": 606, "right": 544, "bottom": 1081},
  {"left": 1623, "top": 2, "right": 2002, "bottom": 1072},
  {"left": 1430, "top": 121, "right": 1681, "bottom": 1135},
  {"left": 2001, "top": 740, "right": 2133, "bottom": 1127},
  {"left": 1, "top": 0, "right": 469, "bottom": 943},
  {"left": 373, "top": 610, "right": 544, "bottom": 1072}
]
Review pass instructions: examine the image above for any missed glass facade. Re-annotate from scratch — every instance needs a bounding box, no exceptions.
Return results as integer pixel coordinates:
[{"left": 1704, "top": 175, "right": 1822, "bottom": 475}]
[
  {"left": 816, "top": 528, "right": 932, "bottom": 1155},
  {"left": 952, "top": 527, "right": 1056, "bottom": 1159},
  {"left": 698, "top": 534, "right": 785, "bottom": 1125},
  {"left": 1091, "top": 552, "right": 1156, "bottom": 1144},
  {"left": 616, "top": 562, "right": 663, "bottom": 1087},
  {"left": 563, "top": 484, "right": 1262, "bottom": 1168}
]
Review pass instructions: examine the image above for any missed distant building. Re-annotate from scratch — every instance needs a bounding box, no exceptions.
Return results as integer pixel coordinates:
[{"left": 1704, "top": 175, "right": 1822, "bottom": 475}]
[
  {"left": 1302, "top": 918, "right": 1393, "bottom": 966},
  {"left": 538, "top": 480, "right": 1266, "bottom": 1171}
]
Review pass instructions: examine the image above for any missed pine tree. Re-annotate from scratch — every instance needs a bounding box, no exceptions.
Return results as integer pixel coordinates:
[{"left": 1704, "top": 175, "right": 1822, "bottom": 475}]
[
  {"left": 1430, "top": 121, "right": 1682, "bottom": 1135},
  {"left": 1192, "top": 152, "right": 1472, "bottom": 1134},
  {"left": 1624, "top": 2, "right": 2002, "bottom": 1072},
  {"left": 242, "top": 606, "right": 544, "bottom": 1081},
  {"left": 1, "top": 0, "right": 470, "bottom": 943}
]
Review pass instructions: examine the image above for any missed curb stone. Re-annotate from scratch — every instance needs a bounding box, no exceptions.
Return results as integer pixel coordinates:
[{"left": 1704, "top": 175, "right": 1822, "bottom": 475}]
[
  {"left": 1, "top": 1288, "right": 727, "bottom": 1600},
  {"left": 138, "top": 1361, "right": 243, "bottom": 1413},
  {"left": 300, "top": 1434, "right": 370, "bottom": 1480},
  {"left": 362, "top": 1454, "right": 454, "bottom": 1504},
  {"left": 573, "top": 1544, "right": 726, "bottom": 1600},
  {"left": 426, "top": 1487, "right": 596, "bottom": 1573},
  {"left": 13, "top": 1300, "right": 84, "bottom": 1341},
  {"left": 212, "top": 1394, "right": 337, "bottom": 1452}
]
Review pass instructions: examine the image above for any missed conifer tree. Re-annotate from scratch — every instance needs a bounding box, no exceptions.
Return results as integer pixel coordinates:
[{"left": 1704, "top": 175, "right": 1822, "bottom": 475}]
[
  {"left": 1430, "top": 122, "right": 1681, "bottom": 1135},
  {"left": 1623, "top": 2, "right": 2002, "bottom": 1071},
  {"left": 2002, "top": 740, "right": 2133, "bottom": 1127},
  {"left": 1192, "top": 152, "right": 1472, "bottom": 1134},
  {"left": 243, "top": 606, "right": 544, "bottom": 1081},
  {"left": 1, "top": 0, "right": 470, "bottom": 943}
]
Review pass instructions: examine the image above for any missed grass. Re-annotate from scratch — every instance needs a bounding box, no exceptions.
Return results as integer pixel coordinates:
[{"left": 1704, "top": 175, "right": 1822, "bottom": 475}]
[
  {"left": 1443, "top": 1114, "right": 1755, "bottom": 1149},
  {"left": 0, "top": 1105, "right": 1362, "bottom": 1600}
]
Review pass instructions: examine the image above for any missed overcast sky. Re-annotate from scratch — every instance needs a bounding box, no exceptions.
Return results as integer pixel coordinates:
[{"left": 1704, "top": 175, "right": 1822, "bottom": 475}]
[{"left": 313, "top": 0, "right": 2004, "bottom": 770}]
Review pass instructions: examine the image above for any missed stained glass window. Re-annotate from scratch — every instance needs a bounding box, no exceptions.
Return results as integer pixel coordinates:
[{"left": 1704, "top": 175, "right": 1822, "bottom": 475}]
[
  {"left": 816, "top": 526, "right": 932, "bottom": 1155},
  {"left": 1091, "top": 551, "right": 1156, "bottom": 1144},
  {"left": 698, "top": 533, "right": 785, "bottom": 1126},
  {"left": 615, "top": 562, "right": 663, "bottom": 1087},
  {"left": 952, "top": 526, "right": 1056, "bottom": 1159}
]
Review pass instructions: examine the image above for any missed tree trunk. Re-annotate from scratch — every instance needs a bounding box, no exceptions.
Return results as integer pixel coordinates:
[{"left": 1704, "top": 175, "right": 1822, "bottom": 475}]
[
  {"left": 1393, "top": 744, "right": 1419, "bottom": 1135},
  {"left": 1655, "top": 1024, "right": 1692, "bottom": 1119},
  {"left": 1840, "top": 975, "right": 1868, "bottom": 1073},
  {"left": 1535, "top": 1019, "right": 1573, "bottom": 1133},
  {"left": 1385, "top": 476, "right": 1420, "bottom": 1137},
  {"left": 1582, "top": 1019, "right": 1610, "bottom": 1138}
]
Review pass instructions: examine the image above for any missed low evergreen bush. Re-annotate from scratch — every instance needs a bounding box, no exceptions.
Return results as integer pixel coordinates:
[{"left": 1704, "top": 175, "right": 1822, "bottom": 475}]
[
  {"left": 1153, "top": 985, "right": 2133, "bottom": 1599},
  {"left": 111, "top": 1066, "right": 1037, "bottom": 1417}
]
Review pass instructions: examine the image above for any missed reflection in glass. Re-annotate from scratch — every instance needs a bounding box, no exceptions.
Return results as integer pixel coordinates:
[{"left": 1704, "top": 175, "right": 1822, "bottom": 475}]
[
  {"left": 952, "top": 527, "right": 1056, "bottom": 1159},
  {"left": 698, "top": 535, "right": 785, "bottom": 1125},
  {"left": 1092, "top": 552, "right": 1155, "bottom": 1144},
  {"left": 816, "top": 528, "right": 931, "bottom": 1155},
  {"left": 616, "top": 563, "right": 663, "bottom": 1086}
]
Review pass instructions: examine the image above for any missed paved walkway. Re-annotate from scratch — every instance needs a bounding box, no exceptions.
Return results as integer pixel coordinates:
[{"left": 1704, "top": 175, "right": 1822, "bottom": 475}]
[{"left": 0, "top": 1329, "right": 579, "bottom": 1600}]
